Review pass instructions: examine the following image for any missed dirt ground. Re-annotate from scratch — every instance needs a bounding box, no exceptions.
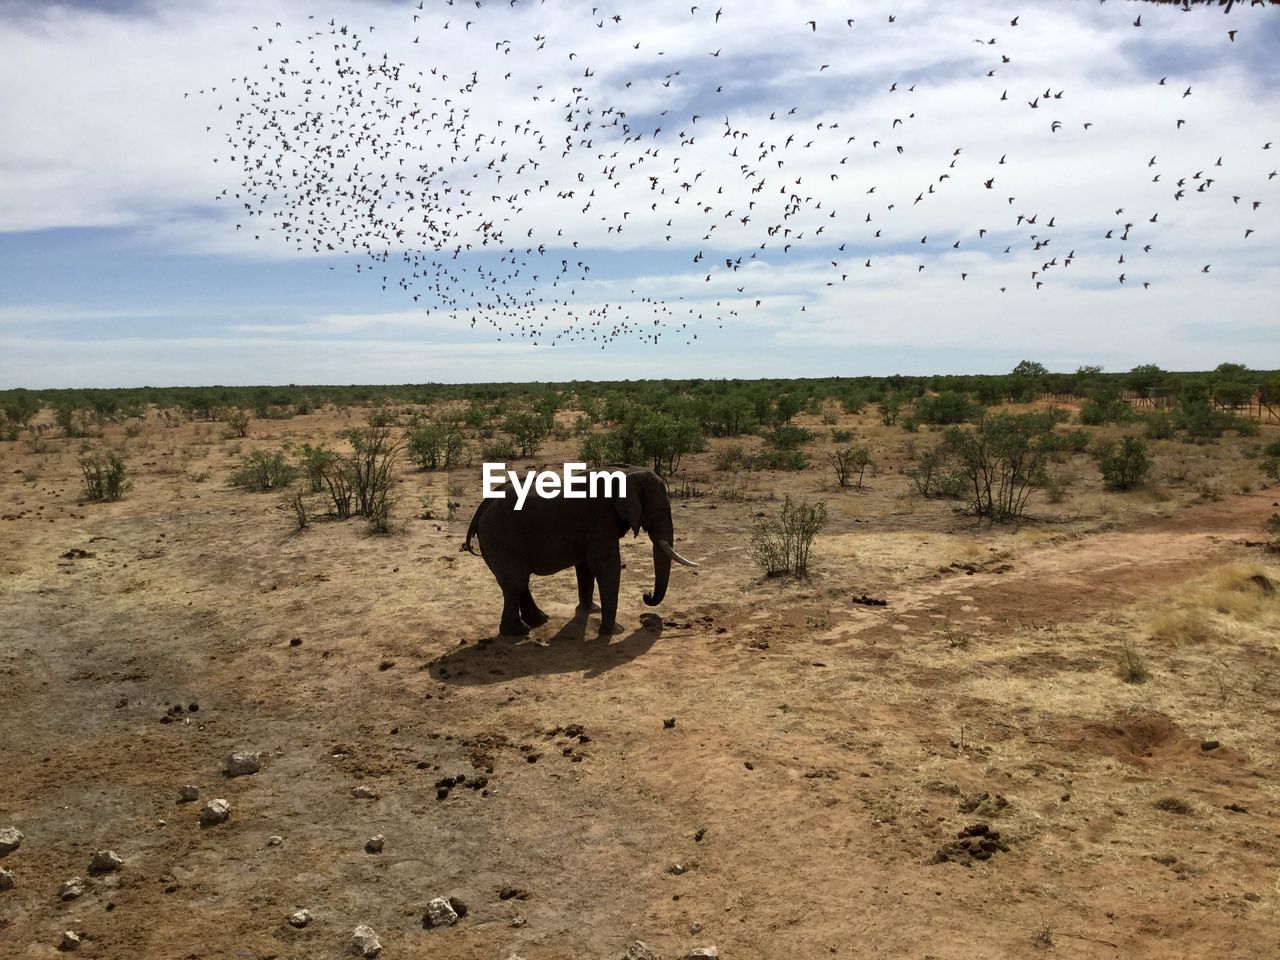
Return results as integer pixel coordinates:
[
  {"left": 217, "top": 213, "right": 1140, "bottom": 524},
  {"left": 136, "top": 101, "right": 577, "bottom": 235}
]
[{"left": 2, "top": 402, "right": 1279, "bottom": 960}]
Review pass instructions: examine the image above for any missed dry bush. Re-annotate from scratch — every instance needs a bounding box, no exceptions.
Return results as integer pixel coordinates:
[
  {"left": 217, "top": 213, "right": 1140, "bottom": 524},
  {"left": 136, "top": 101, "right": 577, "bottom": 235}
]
[{"left": 1204, "top": 564, "right": 1275, "bottom": 620}]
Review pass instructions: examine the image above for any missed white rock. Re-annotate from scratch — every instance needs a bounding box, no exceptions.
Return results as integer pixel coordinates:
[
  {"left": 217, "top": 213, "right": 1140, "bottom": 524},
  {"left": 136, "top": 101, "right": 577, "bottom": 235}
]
[
  {"left": 289, "top": 909, "right": 312, "bottom": 928},
  {"left": 0, "top": 826, "right": 22, "bottom": 854},
  {"left": 351, "top": 785, "right": 377, "bottom": 799},
  {"left": 58, "top": 877, "right": 86, "bottom": 901},
  {"left": 625, "top": 942, "right": 662, "bottom": 960},
  {"left": 365, "top": 835, "right": 385, "bottom": 853},
  {"left": 422, "top": 896, "right": 459, "bottom": 928},
  {"left": 178, "top": 785, "right": 200, "bottom": 802},
  {"left": 349, "top": 924, "right": 382, "bottom": 957},
  {"left": 88, "top": 850, "right": 123, "bottom": 874},
  {"left": 510, "top": 914, "right": 527, "bottom": 928},
  {"left": 690, "top": 921, "right": 703, "bottom": 934},
  {"left": 0, "top": 867, "right": 15, "bottom": 891},
  {"left": 266, "top": 835, "right": 284, "bottom": 847},
  {"left": 199, "top": 799, "right": 231, "bottom": 826},
  {"left": 225, "top": 752, "right": 261, "bottom": 777},
  {"left": 685, "top": 949, "right": 718, "bottom": 959},
  {"left": 59, "top": 930, "right": 82, "bottom": 951}
]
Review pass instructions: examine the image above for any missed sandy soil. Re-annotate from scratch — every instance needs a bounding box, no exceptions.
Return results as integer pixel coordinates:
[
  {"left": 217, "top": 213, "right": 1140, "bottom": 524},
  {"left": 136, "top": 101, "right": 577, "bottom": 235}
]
[{"left": 2, "top": 403, "right": 1279, "bottom": 960}]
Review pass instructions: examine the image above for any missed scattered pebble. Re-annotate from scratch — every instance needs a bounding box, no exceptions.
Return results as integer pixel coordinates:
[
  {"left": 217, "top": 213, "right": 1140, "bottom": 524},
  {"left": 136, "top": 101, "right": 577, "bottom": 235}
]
[
  {"left": 685, "top": 949, "right": 718, "bottom": 959},
  {"left": 351, "top": 785, "right": 377, "bottom": 799},
  {"left": 422, "top": 896, "right": 459, "bottom": 928},
  {"left": 58, "top": 878, "right": 87, "bottom": 901},
  {"left": 0, "top": 867, "right": 15, "bottom": 891},
  {"left": 365, "top": 835, "right": 385, "bottom": 854},
  {"left": 58, "top": 931, "right": 82, "bottom": 952},
  {"left": 1200, "top": 740, "right": 1221, "bottom": 751},
  {"left": 0, "top": 826, "right": 22, "bottom": 855},
  {"left": 87, "top": 850, "right": 123, "bottom": 874},
  {"left": 178, "top": 785, "right": 200, "bottom": 803},
  {"left": 669, "top": 862, "right": 687, "bottom": 875},
  {"left": 349, "top": 924, "right": 382, "bottom": 957},
  {"left": 510, "top": 915, "right": 527, "bottom": 928},
  {"left": 663, "top": 717, "right": 677, "bottom": 729},
  {"left": 199, "top": 799, "right": 232, "bottom": 827},
  {"left": 289, "top": 909, "right": 312, "bottom": 928},
  {"left": 690, "top": 921, "right": 703, "bottom": 933},
  {"left": 267, "top": 835, "right": 284, "bottom": 846},
  {"left": 225, "top": 752, "right": 261, "bottom": 777}
]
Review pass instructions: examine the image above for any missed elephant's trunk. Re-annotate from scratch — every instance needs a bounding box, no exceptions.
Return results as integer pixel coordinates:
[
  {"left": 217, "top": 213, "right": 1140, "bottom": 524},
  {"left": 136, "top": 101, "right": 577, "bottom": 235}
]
[{"left": 643, "top": 539, "right": 671, "bottom": 607}]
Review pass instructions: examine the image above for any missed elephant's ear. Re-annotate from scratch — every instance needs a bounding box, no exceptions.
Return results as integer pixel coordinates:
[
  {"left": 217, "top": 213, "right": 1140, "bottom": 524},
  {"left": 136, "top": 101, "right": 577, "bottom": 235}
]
[{"left": 614, "top": 475, "right": 643, "bottom": 536}]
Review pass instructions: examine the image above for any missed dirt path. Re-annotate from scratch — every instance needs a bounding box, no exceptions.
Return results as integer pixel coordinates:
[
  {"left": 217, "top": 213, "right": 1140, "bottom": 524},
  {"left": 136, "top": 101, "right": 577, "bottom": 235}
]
[{"left": 838, "top": 490, "right": 1279, "bottom": 643}]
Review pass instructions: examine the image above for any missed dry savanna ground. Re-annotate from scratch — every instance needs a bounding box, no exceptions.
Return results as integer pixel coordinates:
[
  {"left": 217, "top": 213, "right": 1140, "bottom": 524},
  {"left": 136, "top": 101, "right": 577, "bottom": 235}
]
[{"left": 2, "top": 399, "right": 1279, "bottom": 960}]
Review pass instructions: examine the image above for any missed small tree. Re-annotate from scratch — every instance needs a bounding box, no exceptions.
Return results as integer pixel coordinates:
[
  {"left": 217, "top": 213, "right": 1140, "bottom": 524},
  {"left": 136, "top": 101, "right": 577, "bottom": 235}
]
[
  {"left": 502, "top": 412, "right": 546, "bottom": 458},
  {"left": 830, "top": 447, "right": 872, "bottom": 489}
]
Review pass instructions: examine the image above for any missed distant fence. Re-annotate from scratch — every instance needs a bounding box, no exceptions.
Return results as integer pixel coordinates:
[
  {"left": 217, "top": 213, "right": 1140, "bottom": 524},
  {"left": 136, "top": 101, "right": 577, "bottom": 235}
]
[{"left": 1033, "top": 388, "right": 1280, "bottom": 423}]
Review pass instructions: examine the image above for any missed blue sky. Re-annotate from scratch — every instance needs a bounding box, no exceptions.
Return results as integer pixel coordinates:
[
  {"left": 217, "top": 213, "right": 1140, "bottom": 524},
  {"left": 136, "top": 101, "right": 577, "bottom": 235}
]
[{"left": 1, "top": 0, "right": 1277, "bottom": 387}]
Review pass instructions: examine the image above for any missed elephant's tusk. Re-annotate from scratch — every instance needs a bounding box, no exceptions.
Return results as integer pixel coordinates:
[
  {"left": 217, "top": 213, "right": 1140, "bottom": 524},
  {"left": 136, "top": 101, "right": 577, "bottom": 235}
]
[{"left": 658, "top": 540, "right": 700, "bottom": 568}]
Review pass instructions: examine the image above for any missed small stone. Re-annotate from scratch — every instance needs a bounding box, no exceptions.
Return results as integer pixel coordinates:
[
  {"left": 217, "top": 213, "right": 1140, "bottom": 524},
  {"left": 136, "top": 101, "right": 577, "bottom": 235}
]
[
  {"left": 267, "top": 835, "right": 283, "bottom": 846},
  {"left": 351, "top": 785, "right": 377, "bottom": 799},
  {"left": 349, "top": 924, "right": 382, "bottom": 957},
  {"left": 510, "top": 914, "right": 527, "bottom": 928},
  {"left": 59, "top": 931, "right": 82, "bottom": 952},
  {"left": 624, "top": 942, "right": 662, "bottom": 960},
  {"left": 0, "top": 826, "right": 23, "bottom": 855},
  {"left": 199, "top": 799, "right": 231, "bottom": 826},
  {"left": 422, "top": 896, "right": 459, "bottom": 928},
  {"left": 448, "top": 895, "right": 468, "bottom": 918},
  {"left": 663, "top": 717, "right": 676, "bottom": 729},
  {"left": 669, "top": 862, "right": 687, "bottom": 875},
  {"left": 0, "top": 867, "right": 15, "bottom": 891},
  {"left": 289, "top": 909, "right": 312, "bottom": 928},
  {"left": 156, "top": 819, "right": 166, "bottom": 827},
  {"left": 685, "top": 949, "right": 718, "bottom": 959},
  {"left": 178, "top": 785, "right": 200, "bottom": 803},
  {"left": 1200, "top": 740, "right": 1221, "bottom": 751},
  {"left": 365, "top": 835, "right": 385, "bottom": 854},
  {"left": 1244, "top": 892, "right": 1261, "bottom": 902},
  {"left": 225, "top": 752, "right": 261, "bottom": 777},
  {"left": 58, "top": 877, "right": 87, "bottom": 901},
  {"left": 690, "top": 921, "right": 703, "bottom": 934},
  {"left": 88, "top": 850, "right": 123, "bottom": 874}
]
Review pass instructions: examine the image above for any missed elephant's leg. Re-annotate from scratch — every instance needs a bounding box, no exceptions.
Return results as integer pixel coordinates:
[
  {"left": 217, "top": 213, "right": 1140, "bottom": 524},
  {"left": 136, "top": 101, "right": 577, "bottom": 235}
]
[
  {"left": 499, "top": 587, "right": 530, "bottom": 636},
  {"left": 519, "top": 588, "right": 549, "bottom": 627},
  {"left": 591, "top": 547, "right": 623, "bottom": 637},
  {"left": 575, "top": 562, "right": 599, "bottom": 612}
]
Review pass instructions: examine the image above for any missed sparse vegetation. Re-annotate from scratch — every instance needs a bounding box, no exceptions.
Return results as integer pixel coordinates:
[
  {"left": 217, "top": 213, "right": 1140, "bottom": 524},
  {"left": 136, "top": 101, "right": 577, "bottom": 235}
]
[
  {"left": 829, "top": 447, "right": 871, "bottom": 489},
  {"left": 1100, "top": 437, "right": 1152, "bottom": 491},
  {"left": 229, "top": 448, "right": 296, "bottom": 492}
]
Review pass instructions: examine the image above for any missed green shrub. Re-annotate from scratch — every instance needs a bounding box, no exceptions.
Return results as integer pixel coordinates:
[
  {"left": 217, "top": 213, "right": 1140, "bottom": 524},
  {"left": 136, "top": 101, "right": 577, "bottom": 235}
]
[
  {"left": 750, "top": 496, "right": 828, "bottom": 578},
  {"left": 914, "top": 390, "right": 981, "bottom": 425},
  {"left": 713, "top": 442, "right": 746, "bottom": 471},
  {"left": 503, "top": 412, "right": 547, "bottom": 458},
  {"left": 908, "top": 448, "right": 966, "bottom": 499},
  {"left": 230, "top": 448, "right": 296, "bottom": 491},
  {"left": 1144, "top": 413, "right": 1175, "bottom": 440},
  {"left": 222, "top": 408, "right": 250, "bottom": 439},
  {"left": 78, "top": 449, "right": 130, "bottom": 501},
  {"left": 1079, "top": 397, "right": 1131, "bottom": 426},
  {"left": 1100, "top": 437, "right": 1152, "bottom": 491},
  {"left": 345, "top": 426, "right": 403, "bottom": 532},
  {"left": 2, "top": 392, "right": 41, "bottom": 428},
  {"left": 757, "top": 448, "right": 808, "bottom": 471},
  {"left": 636, "top": 413, "right": 703, "bottom": 476},
  {"left": 407, "top": 423, "right": 465, "bottom": 470},
  {"left": 830, "top": 428, "right": 854, "bottom": 444},
  {"left": 298, "top": 443, "right": 336, "bottom": 492},
  {"left": 481, "top": 438, "right": 519, "bottom": 462},
  {"left": 942, "top": 413, "right": 1054, "bottom": 520},
  {"left": 762, "top": 424, "right": 810, "bottom": 450}
]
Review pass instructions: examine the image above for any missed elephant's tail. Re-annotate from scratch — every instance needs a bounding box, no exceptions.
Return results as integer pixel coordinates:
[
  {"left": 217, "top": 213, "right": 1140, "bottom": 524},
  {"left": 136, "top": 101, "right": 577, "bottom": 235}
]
[{"left": 460, "top": 499, "right": 489, "bottom": 556}]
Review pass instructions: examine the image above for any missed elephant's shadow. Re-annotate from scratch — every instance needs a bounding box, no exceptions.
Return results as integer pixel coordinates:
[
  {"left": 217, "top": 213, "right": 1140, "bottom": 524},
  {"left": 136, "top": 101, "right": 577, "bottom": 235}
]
[{"left": 427, "top": 612, "right": 664, "bottom": 685}]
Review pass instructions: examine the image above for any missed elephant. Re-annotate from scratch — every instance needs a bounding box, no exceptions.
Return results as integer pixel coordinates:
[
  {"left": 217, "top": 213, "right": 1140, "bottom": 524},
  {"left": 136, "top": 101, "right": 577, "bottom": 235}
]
[{"left": 462, "top": 464, "right": 698, "bottom": 638}]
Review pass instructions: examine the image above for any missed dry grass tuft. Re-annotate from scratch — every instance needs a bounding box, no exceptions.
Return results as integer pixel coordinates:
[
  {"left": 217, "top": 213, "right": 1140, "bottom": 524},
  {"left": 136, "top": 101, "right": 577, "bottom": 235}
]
[{"left": 1149, "top": 608, "right": 1215, "bottom": 644}]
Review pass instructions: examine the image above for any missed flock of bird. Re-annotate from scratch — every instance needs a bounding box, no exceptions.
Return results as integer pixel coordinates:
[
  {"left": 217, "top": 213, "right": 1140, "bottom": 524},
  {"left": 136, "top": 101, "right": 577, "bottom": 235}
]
[{"left": 193, "top": 0, "right": 1276, "bottom": 348}]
